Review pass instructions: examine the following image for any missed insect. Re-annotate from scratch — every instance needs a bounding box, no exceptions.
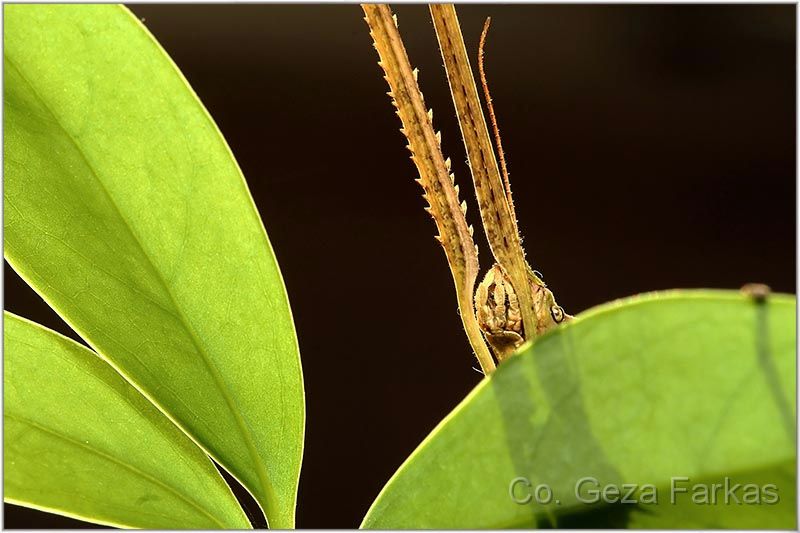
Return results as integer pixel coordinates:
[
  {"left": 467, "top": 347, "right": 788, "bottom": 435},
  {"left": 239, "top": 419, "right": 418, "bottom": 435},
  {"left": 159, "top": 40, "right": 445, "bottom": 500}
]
[{"left": 363, "top": 4, "right": 569, "bottom": 373}]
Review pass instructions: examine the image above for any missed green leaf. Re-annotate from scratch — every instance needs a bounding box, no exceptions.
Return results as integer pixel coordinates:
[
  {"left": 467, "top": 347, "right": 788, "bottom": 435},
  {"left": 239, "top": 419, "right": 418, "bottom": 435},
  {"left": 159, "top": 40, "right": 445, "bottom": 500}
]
[
  {"left": 3, "top": 312, "right": 251, "bottom": 529},
  {"left": 362, "top": 290, "right": 796, "bottom": 528},
  {"left": 4, "top": 4, "right": 303, "bottom": 527}
]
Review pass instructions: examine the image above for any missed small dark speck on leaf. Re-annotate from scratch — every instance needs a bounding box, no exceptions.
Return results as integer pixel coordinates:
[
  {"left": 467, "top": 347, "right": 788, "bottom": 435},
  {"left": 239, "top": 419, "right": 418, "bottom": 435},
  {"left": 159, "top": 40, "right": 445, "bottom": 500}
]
[{"left": 740, "top": 282, "right": 771, "bottom": 303}]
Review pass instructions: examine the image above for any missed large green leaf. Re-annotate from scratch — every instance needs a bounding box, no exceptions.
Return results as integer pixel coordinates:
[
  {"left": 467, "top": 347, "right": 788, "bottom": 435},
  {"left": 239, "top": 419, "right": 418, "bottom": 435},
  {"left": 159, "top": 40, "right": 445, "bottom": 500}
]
[
  {"left": 4, "top": 5, "right": 303, "bottom": 527},
  {"left": 3, "top": 312, "right": 251, "bottom": 529},
  {"left": 362, "top": 291, "right": 796, "bottom": 528}
]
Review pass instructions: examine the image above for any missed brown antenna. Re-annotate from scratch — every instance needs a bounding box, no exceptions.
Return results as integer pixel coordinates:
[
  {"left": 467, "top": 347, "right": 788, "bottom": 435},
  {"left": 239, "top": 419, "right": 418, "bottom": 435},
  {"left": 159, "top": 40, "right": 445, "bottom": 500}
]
[{"left": 478, "top": 17, "right": 517, "bottom": 230}]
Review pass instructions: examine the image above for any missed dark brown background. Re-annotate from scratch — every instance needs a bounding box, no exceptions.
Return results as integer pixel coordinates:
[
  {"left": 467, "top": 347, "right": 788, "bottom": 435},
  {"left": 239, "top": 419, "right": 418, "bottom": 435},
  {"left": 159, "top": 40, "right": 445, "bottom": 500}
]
[{"left": 4, "top": 3, "right": 795, "bottom": 529}]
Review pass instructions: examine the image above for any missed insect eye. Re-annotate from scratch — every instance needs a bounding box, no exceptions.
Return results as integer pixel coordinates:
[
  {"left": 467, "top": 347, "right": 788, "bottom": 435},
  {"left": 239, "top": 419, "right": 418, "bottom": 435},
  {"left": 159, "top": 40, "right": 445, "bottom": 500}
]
[{"left": 550, "top": 305, "right": 565, "bottom": 323}]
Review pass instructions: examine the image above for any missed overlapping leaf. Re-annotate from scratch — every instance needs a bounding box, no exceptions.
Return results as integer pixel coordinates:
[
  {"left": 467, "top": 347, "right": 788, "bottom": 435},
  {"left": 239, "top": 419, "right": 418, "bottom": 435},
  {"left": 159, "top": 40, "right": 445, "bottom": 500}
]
[
  {"left": 4, "top": 312, "right": 252, "bottom": 529},
  {"left": 4, "top": 5, "right": 304, "bottom": 527}
]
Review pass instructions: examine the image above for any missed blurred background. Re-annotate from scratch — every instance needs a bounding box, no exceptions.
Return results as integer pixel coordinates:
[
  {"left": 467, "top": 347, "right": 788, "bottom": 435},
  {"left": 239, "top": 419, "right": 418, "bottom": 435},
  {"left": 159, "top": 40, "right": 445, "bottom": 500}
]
[{"left": 4, "top": 4, "right": 795, "bottom": 529}]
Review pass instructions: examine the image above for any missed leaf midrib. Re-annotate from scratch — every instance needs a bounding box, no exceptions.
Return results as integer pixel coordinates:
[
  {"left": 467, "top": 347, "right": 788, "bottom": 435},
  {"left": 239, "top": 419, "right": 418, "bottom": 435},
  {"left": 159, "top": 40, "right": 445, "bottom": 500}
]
[
  {"left": 4, "top": 51, "right": 278, "bottom": 520},
  {"left": 5, "top": 413, "right": 226, "bottom": 528}
]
